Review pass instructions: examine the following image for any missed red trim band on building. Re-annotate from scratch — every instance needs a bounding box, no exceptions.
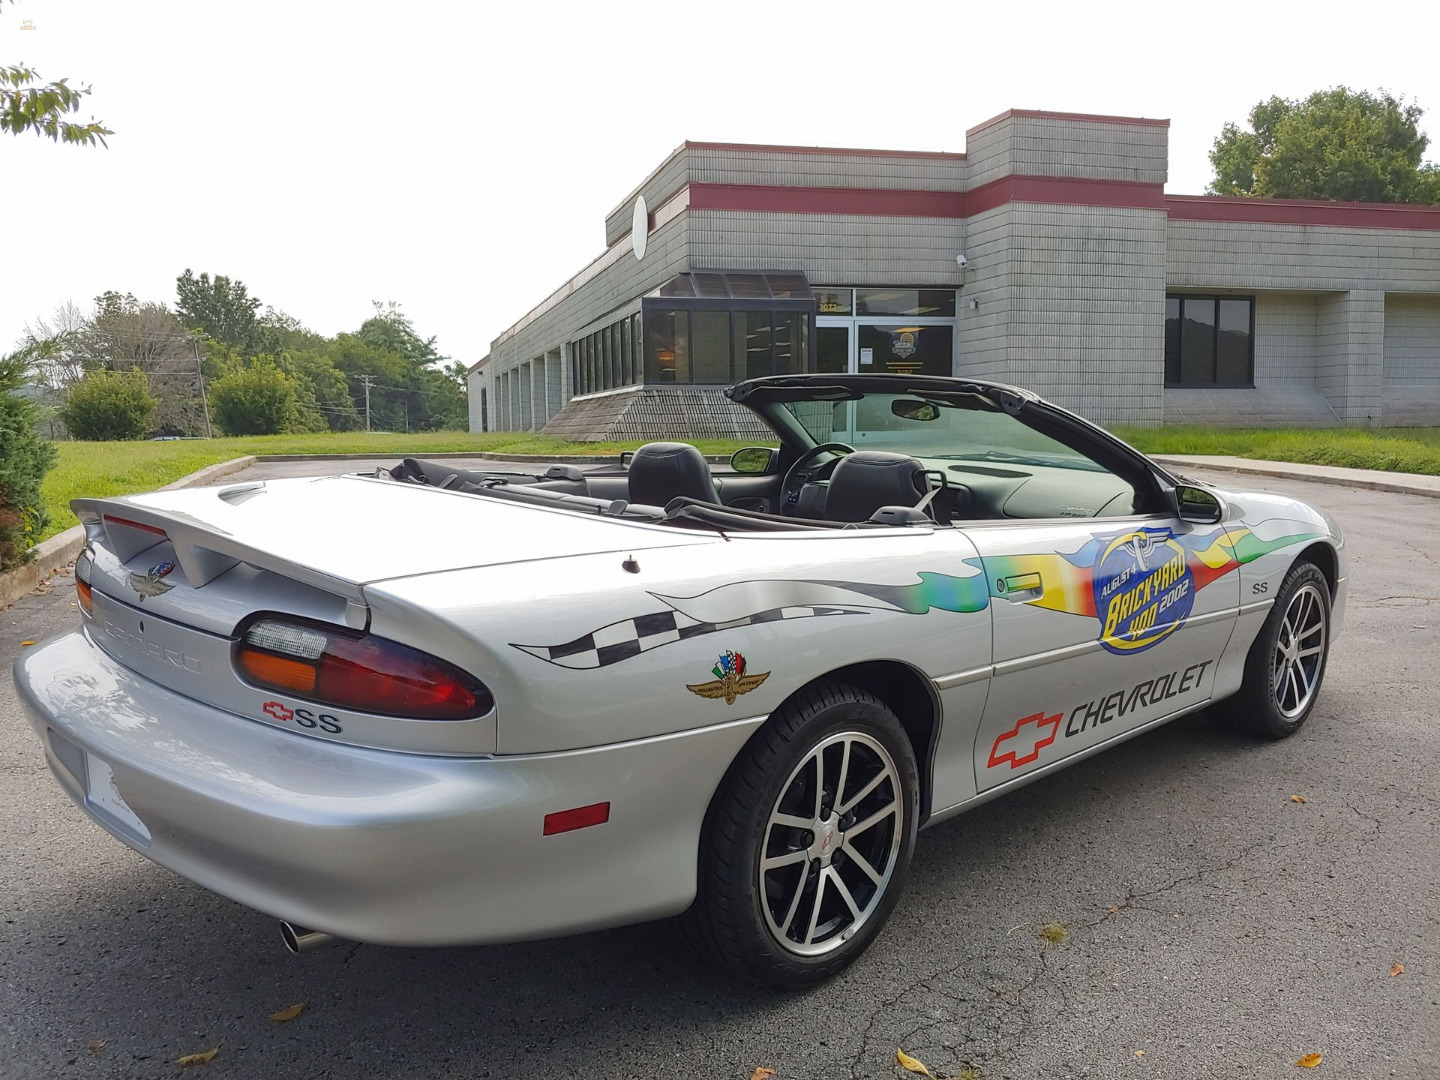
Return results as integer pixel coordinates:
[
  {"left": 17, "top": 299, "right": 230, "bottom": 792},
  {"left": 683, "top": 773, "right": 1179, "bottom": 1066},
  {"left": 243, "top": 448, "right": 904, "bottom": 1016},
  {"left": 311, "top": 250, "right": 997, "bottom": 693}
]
[
  {"left": 1166, "top": 194, "right": 1440, "bottom": 231},
  {"left": 966, "top": 175, "right": 1168, "bottom": 215},
  {"left": 687, "top": 183, "right": 967, "bottom": 218},
  {"left": 686, "top": 176, "right": 1167, "bottom": 219},
  {"left": 685, "top": 180, "right": 1440, "bottom": 231}
]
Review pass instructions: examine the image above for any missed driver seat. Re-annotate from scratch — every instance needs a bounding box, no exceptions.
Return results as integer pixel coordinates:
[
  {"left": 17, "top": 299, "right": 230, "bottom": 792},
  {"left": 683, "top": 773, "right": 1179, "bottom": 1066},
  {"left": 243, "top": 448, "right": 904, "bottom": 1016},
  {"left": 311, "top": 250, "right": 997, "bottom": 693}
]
[
  {"left": 627, "top": 442, "right": 722, "bottom": 506},
  {"left": 824, "top": 451, "right": 931, "bottom": 523}
]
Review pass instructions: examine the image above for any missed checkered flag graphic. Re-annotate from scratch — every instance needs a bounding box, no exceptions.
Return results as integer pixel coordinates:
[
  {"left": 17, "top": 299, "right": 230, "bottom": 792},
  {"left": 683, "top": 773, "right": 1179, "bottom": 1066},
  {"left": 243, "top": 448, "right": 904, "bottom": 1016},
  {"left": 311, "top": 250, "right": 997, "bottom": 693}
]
[{"left": 513, "top": 605, "right": 866, "bottom": 670}]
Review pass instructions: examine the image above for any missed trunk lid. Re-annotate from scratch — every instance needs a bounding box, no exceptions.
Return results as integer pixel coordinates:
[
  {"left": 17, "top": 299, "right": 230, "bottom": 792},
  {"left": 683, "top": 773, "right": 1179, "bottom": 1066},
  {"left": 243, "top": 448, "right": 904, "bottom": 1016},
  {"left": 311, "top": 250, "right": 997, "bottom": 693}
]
[{"left": 77, "top": 474, "right": 717, "bottom": 634}]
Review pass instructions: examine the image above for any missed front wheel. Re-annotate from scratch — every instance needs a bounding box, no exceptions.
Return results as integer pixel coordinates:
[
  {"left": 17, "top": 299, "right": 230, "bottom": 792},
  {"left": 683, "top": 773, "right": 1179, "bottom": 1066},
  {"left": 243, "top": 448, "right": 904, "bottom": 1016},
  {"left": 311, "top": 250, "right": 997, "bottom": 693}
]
[
  {"left": 682, "top": 681, "right": 919, "bottom": 987},
  {"left": 1215, "top": 560, "right": 1331, "bottom": 739}
]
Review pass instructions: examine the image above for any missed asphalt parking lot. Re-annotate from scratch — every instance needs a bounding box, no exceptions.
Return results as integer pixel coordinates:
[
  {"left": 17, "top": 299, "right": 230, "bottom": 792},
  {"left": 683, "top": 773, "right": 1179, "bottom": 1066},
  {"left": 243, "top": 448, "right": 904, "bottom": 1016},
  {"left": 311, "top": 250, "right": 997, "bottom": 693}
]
[{"left": 2, "top": 467, "right": 1436, "bottom": 1080}]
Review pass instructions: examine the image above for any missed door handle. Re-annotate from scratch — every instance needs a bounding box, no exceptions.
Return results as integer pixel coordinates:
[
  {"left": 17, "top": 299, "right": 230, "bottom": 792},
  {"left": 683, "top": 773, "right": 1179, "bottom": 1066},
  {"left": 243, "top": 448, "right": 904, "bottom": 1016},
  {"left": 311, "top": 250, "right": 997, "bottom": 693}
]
[{"left": 999, "top": 571, "right": 1043, "bottom": 602}]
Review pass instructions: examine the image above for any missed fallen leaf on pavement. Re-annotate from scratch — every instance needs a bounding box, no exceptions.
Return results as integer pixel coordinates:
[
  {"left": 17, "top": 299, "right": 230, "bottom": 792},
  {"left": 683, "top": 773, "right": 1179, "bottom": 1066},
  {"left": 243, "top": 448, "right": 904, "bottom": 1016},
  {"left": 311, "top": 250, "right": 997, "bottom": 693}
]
[
  {"left": 1039, "top": 922, "right": 1068, "bottom": 944},
  {"left": 1134, "top": 1049, "right": 1145, "bottom": 1058},
  {"left": 1294, "top": 1052, "right": 1322, "bottom": 1068},
  {"left": 269, "top": 1002, "right": 306, "bottom": 1022},
  {"left": 175, "top": 1047, "right": 219, "bottom": 1067},
  {"left": 896, "top": 1048, "right": 932, "bottom": 1077},
  {"left": 749, "top": 1069, "right": 776, "bottom": 1080},
  {"left": 1290, "top": 794, "right": 1308, "bottom": 803},
  {"left": 87, "top": 1038, "right": 106, "bottom": 1053},
  {"left": 20, "top": 641, "right": 35, "bottom": 647},
  {"left": 1390, "top": 963, "right": 1405, "bottom": 977}
]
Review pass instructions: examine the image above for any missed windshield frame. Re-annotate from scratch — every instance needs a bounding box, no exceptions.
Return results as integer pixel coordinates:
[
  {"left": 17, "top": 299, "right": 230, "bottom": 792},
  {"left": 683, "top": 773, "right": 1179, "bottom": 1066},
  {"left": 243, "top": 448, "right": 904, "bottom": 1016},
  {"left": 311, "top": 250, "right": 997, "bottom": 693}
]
[{"left": 727, "top": 373, "right": 1178, "bottom": 509}]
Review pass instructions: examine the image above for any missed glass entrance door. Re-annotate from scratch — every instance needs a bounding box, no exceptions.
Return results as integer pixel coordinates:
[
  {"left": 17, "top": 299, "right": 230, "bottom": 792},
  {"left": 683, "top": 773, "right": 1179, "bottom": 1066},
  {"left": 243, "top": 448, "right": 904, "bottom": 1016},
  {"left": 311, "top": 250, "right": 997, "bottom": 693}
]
[{"left": 816, "top": 320, "right": 852, "bottom": 374}]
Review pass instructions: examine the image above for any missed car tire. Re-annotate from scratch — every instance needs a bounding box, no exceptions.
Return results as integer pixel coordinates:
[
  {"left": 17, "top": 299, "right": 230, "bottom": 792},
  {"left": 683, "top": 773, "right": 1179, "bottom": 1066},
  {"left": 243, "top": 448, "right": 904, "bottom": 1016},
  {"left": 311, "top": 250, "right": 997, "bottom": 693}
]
[
  {"left": 681, "top": 680, "right": 919, "bottom": 988},
  {"left": 1215, "top": 560, "right": 1331, "bottom": 740}
]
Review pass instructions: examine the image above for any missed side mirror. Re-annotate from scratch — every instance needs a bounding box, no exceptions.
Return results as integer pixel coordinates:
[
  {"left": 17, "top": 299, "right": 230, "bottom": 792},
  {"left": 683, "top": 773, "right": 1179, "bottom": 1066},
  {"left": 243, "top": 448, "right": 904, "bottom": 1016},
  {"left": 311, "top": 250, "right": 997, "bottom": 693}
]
[
  {"left": 730, "top": 447, "right": 778, "bottom": 475},
  {"left": 1175, "top": 484, "right": 1224, "bottom": 524}
]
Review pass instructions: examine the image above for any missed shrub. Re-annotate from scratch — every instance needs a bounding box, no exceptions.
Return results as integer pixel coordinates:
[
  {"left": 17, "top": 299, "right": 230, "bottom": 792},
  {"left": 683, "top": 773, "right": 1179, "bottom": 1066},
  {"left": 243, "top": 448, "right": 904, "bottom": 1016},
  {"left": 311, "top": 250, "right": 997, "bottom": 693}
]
[
  {"left": 0, "top": 355, "right": 59, "bottom": 570},
  {"left": 209, "top": 360, "right": 300, "bottom": 435},
  {"left": 62, "top": 369, "right": 157, "bottom": 441}
]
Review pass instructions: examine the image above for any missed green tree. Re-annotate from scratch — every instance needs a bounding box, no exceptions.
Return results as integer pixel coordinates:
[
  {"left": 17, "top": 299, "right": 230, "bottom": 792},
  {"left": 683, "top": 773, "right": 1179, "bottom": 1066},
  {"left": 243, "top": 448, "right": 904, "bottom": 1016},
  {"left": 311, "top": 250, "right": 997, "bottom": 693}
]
[
  {"left": 278, "top": 348, "right": 362, "bottom": 431},
  {"left": 255, "top": 307, "right": 326, "bottom": 356},
  {"left": 350, "top": 302, "right": 467, "bottom": 431},
  {"left": 208, "top": 360, "right": 299, "bottom": 435},
  {"left": 0, "top": 350, "right": 58, "bottom": 569},
  {"left": 176, "top": 269, "right": 262, "bottom": 351},
  {"left": 1210, "top": 87, "right": 1440, "bottom": 203},
  {"left": 61, "top": 369, "right": 156, "bottom": 441},
  {"left": 1, "top": 3, "right": 111, "bottom": 146}
]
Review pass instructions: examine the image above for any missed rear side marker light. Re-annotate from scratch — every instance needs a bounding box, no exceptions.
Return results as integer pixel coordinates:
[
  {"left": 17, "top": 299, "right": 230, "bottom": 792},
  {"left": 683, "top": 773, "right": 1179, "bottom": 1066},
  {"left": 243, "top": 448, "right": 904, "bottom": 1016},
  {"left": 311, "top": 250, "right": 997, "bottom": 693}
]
[
  {"left": 543, "top": 802, "right": 611, "bottom": 836},
  {"left": 235, "top": 615, "right": 494, "bottom": 720}
]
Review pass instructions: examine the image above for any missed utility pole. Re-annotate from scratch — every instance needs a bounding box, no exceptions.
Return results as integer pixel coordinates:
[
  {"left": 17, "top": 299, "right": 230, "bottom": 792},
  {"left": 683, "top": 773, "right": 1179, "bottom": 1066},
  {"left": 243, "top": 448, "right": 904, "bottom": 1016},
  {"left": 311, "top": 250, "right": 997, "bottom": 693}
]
[
  {"left": 193, "top": 338, "right": 214, "bottom": 438},
  {"left": 359, "top": 374, "right": 376, "bottom": 432}
]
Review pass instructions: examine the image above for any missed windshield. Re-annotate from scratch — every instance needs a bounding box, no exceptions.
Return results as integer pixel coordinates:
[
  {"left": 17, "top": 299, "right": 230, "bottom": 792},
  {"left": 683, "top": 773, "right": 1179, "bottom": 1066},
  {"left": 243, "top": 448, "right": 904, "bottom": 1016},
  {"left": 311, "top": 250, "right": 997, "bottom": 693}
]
[{"left": 781, "top": 393, "right": 1108, "bottom": 473}]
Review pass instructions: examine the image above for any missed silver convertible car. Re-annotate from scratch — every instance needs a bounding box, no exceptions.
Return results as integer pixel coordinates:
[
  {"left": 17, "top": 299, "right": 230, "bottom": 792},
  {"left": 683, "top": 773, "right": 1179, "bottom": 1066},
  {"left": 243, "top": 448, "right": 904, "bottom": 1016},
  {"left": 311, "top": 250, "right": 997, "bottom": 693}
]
[{"left": 15, "top": 374, "right": 1345, "bottom": 987}]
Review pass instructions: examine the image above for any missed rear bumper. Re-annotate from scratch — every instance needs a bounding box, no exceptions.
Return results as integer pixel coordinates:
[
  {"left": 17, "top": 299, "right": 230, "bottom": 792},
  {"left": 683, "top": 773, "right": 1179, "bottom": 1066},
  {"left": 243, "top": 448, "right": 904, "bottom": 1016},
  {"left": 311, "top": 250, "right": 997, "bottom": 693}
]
[{"left": 14, "top": 628, "right": 761, "bottom": 946}]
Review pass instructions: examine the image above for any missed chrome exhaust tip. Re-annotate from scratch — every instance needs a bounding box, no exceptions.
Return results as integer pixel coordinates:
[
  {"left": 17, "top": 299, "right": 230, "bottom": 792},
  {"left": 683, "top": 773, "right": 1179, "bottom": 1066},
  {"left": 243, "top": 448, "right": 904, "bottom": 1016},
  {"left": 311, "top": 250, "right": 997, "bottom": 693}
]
[{"left": 280, "top": 921, "right": 336, "bottom": 954}]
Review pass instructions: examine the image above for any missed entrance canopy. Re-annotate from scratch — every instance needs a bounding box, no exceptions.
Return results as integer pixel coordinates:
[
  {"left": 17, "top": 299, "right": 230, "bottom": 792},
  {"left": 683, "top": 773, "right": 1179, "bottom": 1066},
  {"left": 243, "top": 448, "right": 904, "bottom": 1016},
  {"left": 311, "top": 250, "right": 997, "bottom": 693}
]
[{"left": 647, "top": 270, "right": 814, "bottom": 302}]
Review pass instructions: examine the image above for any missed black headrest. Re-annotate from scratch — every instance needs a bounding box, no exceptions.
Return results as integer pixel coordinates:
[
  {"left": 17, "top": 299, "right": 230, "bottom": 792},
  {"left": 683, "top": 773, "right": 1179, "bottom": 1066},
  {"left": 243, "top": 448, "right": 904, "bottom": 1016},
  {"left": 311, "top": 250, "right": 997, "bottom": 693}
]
[
  {"left": 627, "top": 442, "right": 721, "bottom": 507},
  {"left": 824, "top": 451, "right": 927, "bottom": 523}
]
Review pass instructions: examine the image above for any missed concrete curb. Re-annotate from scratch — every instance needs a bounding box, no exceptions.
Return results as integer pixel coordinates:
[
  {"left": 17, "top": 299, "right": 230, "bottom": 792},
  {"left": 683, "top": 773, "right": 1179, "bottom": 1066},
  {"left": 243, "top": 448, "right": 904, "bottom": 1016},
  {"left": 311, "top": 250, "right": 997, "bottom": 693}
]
[
  {"left": 1152, "top": 455, "right": 1440, "bottom": 500},
  {"left": 0, "top": 528, "right": 88, "bottom": 610},
  {"left": 1, "top": 456, "right": 258, "bottom": 610},
  {"left": 157, "top": 455, "right": 256, "bottom": 491}
]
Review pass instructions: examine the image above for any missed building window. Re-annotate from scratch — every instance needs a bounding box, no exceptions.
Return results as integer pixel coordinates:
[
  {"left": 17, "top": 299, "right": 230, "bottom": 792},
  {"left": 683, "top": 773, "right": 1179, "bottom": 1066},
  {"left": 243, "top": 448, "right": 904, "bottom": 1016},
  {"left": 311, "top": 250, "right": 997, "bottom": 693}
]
[
  {"left": 1165, "top": 295, "right": 1254, "bottom": 387},
  {"left": 568, "top": 312, "right": 645, "bottom": 396},
  {"left": 855, "top": 288, "right": 957, "bottom": 318}
]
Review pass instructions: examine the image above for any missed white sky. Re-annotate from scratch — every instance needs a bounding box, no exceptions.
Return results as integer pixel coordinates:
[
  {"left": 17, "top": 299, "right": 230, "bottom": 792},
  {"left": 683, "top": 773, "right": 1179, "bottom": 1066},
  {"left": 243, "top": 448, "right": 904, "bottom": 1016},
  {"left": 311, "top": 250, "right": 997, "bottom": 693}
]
[{"left": 3, "top": 0, "right": 1437, "bottom": 370}]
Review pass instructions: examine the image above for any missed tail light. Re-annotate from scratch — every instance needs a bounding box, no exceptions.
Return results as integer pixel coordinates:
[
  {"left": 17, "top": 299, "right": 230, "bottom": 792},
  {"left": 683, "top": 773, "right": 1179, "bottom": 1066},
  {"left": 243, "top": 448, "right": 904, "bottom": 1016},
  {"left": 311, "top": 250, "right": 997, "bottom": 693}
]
[
  {"left": 235, "top": 615, "right": 493, "bottom": 720},
  {"left": 75, "top": 551, "right": 94, "bottom": 616}
]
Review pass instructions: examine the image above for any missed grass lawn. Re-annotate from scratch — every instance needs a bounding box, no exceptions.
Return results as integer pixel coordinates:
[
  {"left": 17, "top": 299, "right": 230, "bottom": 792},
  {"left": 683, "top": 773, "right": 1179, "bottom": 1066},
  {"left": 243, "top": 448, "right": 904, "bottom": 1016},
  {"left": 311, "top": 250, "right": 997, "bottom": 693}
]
[
  {"left": 35, "top": 424, "right": 1440, "bottom": 544},
  {"left": 38, "top": 432, "right": 751, "bottom": 542},
  {"left": 1117, "top": 425, "right": 1440, "bottom": 476}
]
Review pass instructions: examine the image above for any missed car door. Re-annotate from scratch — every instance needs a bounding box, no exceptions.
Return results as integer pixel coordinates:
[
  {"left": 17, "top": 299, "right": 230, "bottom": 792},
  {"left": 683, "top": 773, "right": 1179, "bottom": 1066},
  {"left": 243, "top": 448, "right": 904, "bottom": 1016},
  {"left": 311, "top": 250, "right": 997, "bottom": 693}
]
[{"left": 964, "top": 506, "right": 1241, "bottom": 794}]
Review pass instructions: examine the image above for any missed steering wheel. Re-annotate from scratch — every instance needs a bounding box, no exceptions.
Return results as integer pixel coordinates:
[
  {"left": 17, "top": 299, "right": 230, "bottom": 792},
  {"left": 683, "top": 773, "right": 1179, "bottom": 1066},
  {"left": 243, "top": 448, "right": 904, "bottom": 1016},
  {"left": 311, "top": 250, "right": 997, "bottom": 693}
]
[{"left": 780, "top": 441, "right": 857, "bottom": 516}]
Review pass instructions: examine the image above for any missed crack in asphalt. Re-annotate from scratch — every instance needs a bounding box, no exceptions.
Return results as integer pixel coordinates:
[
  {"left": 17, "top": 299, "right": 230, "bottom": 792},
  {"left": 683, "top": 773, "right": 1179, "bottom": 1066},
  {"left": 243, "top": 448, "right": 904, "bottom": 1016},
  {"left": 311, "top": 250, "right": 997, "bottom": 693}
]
[{"left": 842, "top": 836, "right": 1278, "bottom": 1078}]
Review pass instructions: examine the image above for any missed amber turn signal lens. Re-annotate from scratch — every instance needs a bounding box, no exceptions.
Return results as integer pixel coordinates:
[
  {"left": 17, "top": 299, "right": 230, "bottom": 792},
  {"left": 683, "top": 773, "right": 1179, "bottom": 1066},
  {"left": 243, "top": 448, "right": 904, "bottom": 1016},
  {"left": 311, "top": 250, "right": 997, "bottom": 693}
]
[
  {"left": 237, "top": 649, "right": 317, "bottom": 693},
  {"left": 76, "top": 579, "right": 93, "bottom": 616}
]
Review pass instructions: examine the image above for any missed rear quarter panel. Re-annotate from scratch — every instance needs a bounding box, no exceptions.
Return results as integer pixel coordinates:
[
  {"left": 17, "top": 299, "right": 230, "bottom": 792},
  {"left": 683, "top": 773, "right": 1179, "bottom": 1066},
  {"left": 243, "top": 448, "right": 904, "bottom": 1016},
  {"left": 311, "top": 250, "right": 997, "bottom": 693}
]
[{"left": 365, "top": 528, "right": 993, "bottom": 755}]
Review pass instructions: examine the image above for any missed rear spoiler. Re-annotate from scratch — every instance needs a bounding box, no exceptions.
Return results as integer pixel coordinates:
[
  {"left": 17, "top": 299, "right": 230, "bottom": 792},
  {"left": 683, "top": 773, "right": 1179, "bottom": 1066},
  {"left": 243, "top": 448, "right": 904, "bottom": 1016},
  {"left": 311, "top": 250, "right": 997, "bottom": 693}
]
[{"left": 73, "top": 496, "right": 370, "bottom": 629}]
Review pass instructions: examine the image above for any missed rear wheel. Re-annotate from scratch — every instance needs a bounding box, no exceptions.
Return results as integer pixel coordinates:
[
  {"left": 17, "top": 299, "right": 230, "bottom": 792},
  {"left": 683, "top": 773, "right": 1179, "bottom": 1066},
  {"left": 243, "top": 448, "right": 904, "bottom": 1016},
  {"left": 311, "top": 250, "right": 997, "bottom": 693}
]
[
  {"left": 1216, "top": 560, "right": 1331, "bottom": 739},
  {"left": 682, "top": 681, "right": 919, "bottom": 987}
]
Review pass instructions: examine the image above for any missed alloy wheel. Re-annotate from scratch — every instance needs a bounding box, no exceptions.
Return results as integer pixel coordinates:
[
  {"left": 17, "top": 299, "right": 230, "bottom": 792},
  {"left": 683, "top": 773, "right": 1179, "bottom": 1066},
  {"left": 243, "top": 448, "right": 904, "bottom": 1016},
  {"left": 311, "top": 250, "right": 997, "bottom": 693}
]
[
  {"left": 758, "top": 731, "right": 903, "bottom": 957},
  {"left": 1273, "top": 582, "right": 1327, "bottom": 719}
]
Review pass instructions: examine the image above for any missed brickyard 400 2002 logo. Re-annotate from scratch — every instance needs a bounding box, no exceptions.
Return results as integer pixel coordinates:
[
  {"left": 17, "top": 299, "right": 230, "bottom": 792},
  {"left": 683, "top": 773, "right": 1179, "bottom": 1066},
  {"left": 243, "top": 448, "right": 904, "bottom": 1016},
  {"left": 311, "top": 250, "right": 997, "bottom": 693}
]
[{"left": 1092, "top": 528, "right": 1195, "bottom": 653}]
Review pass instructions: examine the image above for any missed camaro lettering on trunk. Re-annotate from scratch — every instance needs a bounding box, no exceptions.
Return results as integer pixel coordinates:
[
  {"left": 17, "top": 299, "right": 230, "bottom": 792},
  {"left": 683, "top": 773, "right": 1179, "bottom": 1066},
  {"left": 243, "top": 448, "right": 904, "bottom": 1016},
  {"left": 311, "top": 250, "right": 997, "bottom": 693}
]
[{"left": 102, "top": 623, "right": 201, "bottom": 672}]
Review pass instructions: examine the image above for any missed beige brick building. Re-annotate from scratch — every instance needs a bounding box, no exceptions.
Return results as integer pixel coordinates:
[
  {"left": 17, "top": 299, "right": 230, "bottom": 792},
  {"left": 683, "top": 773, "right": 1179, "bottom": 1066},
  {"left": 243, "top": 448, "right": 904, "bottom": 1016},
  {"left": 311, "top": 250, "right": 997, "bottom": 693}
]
[{"left": 470, "top": 109, "right": 1440, "bottom": 438}]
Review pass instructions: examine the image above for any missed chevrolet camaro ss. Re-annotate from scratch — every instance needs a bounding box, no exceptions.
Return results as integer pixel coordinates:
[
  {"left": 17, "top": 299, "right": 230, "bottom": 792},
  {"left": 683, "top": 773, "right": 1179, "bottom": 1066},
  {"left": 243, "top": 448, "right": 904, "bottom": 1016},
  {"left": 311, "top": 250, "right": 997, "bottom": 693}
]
[{"left": 14, "top": 374, "right": 1345, "bottom": 986}]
